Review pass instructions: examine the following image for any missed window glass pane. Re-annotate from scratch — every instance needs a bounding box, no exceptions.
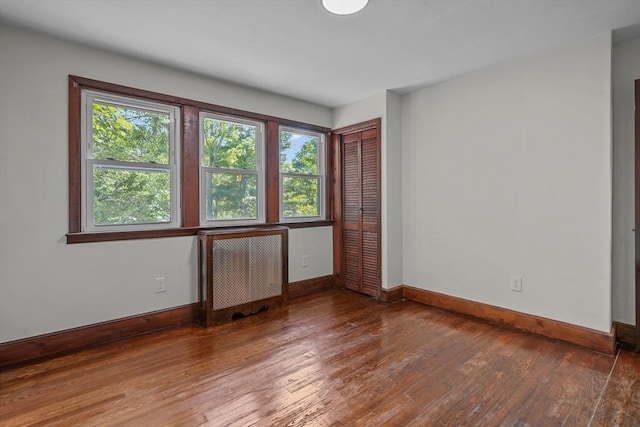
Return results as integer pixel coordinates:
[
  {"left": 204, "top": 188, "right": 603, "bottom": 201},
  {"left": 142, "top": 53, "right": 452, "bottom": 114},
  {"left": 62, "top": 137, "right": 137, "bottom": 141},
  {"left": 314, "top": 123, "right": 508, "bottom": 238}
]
[
  {"left": 203, "top": 118, "right": 256, "bottom": 169},
  {"left": 92, "top": 102, "right": 170, "bottom": 164},
  {"left": 204, "top": 172, "right": 257, "bottom": 220},
  {"left": 282, "top": 176, "right": 319, "bottom": 217},
  {"left": 93, "top": 167, "right": 171, "bottom": 226},
  {"left": 280, "top": 131, "right": 318, "bottom": 174}
]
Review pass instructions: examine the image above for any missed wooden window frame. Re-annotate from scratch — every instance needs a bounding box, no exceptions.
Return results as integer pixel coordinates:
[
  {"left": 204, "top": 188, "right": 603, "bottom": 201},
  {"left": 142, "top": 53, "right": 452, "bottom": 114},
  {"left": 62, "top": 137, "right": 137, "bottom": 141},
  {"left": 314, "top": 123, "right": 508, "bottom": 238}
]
[
  {"left": 68, "top": 75, "right": 332, "bottom": 244},
  {"left": 635, "top": 78, "right": 640, "bottom": 351},
  {"left": 278, "top": 126, "right": 327, "bottom": 222}
]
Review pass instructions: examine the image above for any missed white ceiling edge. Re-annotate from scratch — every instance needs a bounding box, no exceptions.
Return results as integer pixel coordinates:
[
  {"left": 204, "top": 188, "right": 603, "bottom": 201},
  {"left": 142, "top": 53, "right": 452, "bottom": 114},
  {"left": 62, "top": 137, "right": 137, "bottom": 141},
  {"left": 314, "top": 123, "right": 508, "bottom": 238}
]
[
  {"left": 0, "top": 0, "right": 639, "bottom": 108},
  {"left": 613, "top": 23, "right": 640, "bottom": 44}
]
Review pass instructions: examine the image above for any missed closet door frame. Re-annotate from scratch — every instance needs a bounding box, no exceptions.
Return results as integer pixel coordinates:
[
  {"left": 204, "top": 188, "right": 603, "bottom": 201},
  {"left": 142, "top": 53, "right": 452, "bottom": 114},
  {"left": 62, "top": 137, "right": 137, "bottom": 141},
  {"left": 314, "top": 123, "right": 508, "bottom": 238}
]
[
  {"left": 634, "top": 79, "right": 639, "bottom": 351},
  {"left": 332, "top": 118, "right": 382, "bottom": 298}
]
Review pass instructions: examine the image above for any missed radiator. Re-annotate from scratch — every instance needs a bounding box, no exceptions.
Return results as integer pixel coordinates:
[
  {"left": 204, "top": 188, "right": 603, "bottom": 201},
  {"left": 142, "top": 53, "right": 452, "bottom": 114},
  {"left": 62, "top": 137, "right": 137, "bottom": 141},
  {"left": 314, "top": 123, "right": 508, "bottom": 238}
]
[{"left": 197, "top": 226, "right": 289, "bottom": 326}]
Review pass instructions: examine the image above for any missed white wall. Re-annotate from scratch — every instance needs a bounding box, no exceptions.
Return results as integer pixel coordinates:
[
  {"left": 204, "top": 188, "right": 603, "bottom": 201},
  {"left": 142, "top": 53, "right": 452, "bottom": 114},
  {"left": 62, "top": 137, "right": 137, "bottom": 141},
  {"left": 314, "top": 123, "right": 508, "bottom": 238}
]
[
  {"left": 288, "top": 226, "right": 333, "bottom": 282},
  {"left": 332, "top": 91, "right": 404, "bottom": 289},
  {"left": 612, "top": 36, "right": 640, "bottom": 326},
  {"left": 0, "top": 24, "right": 333, "bottom": 343},
  {"left": 0, "top": 22, "right": 622, "bottom": 342},
  {"left": 402, "top": 33, "right": 613, "bottom": 332},
  {"left": 384, "top": 92, "right": 403, "bottom": 288},
  {"left": 332, "top": 92, "right": 386, "bottom": 131}
]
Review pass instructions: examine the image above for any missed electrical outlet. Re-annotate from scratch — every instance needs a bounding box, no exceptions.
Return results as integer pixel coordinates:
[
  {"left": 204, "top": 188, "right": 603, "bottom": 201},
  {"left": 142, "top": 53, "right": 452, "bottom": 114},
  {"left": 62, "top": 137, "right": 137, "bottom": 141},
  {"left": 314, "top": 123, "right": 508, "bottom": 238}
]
[
  {"left": 155, "top": 277, "right": 167, "bottom": 293},
  {"left": 302, "top": 255, "right": 309, "bottom": 267},
  {"left": 510, "top": 275, "right": 522, "bottom": 292}
]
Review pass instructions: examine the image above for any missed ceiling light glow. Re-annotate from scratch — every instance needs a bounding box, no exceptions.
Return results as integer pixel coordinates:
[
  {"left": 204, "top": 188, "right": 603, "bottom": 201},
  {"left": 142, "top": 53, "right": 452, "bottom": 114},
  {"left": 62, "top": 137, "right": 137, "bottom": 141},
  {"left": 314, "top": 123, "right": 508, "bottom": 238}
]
[{"left": 322, "top": 0, "right": 369, "bottom": 15}]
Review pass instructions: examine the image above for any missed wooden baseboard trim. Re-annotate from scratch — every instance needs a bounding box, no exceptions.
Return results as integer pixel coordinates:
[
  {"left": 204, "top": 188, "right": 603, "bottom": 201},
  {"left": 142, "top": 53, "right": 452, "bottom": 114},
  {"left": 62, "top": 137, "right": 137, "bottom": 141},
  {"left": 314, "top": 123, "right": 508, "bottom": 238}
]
[
  {"left": 0, "top": 303, "right": 197, "bottom": 369},
  {"left": 402, "top": 285, "right": 615, "bottom": 355},
  {"left": 613, "top": 321, "right": 637, "bottom": 348},
  {"left": 1, "top": 282, "right": 617, "bottom": 368},
  {"left": 380, "top": 286, "right": 404, "bottom": 303},
  {"left": 289, "top": 275, "right": 335, "bottom": 298}
]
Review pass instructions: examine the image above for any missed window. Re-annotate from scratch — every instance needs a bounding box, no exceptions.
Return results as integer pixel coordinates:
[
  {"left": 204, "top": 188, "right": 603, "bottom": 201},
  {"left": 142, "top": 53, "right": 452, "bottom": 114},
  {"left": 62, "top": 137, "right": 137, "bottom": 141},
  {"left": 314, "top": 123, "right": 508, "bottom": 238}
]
[
  {"left": 200, "top": 113, "right": 265, "bottom": 225},
  {"left": 279, "top": 127, "right": 325, "bottom": 221},
  {"left": 68, "top": 76, "right": 331, "bottom": 243},
  {"left": 81, "top": 90, "right": 180, "bottom": 231}
]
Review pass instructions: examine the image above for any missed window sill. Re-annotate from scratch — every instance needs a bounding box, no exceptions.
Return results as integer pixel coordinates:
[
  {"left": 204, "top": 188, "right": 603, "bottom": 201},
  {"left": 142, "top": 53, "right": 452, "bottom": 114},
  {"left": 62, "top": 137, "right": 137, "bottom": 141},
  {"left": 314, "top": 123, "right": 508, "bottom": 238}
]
[
  {"left": 66, "top": 227, "right": 200, "bottom": 244},
  {"left": 279, "top": 220, "right": 334, "bottom": 229},
  {"left": 66, "top": 220, "right": 334, "bottom": 244}
]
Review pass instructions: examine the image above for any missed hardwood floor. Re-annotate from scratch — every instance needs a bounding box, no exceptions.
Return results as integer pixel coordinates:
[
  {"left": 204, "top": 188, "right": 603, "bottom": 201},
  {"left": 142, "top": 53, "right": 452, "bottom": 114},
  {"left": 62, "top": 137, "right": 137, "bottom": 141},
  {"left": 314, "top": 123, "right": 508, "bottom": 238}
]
[{"left": 1, "top": 289, "right": 639, "bottom": 426}]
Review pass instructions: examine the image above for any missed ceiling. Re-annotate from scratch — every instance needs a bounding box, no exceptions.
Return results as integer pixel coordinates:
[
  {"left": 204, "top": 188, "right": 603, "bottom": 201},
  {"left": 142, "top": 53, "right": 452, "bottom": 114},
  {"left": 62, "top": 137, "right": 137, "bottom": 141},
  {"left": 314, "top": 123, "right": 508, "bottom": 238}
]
[{"left": 0, "top": 0, "right": 639, "bottom": 108}]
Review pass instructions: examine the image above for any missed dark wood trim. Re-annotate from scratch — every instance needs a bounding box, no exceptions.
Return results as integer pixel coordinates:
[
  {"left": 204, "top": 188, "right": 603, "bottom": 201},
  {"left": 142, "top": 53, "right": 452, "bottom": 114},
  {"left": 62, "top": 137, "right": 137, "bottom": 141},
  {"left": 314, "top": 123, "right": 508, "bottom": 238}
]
[
  {"left": 0, "top": 303, "right": 198, "bottom": 370},
  {"left": 66, "top": 227, "right": 201, "bottom": 243},
  {"left": 182, "top": 105, "right": 201, "bottom": 228},
  {"left": 282, "top": 231, "right": 290, "bottom": 307},
  {"left": 67, "top": 75, "right": 331, "bottom": 242},
  {"left": 281, "top": 220, "right": 334, "bottom": 229},
  {"left": 70, "top": 75, "right": 184, "bottom": 108},
  {"left": 289, "top": 275, "right": 335, "bottom": 298},
  {"left": 332, "top": 118, "right": 382, "bottom": 299},
  {"left": 203, "top": 296, "right": 285, "bottom": 326},
  {"left": 380, "top": 286, "right": 404, "bottom": 303},
  {"left": 325, "top": 130, "right": 334, "bottom": 222},
  {"left": 197, "top": 225, "right": 290, "bottom": 239},
  {"left": 331, "top": 132, "right": 343, "bottom": 288},
  {"left": 68, "top": 77, "right": 82, "bottom": 233},
  {"left": 635, "top": 78, "right": 640, "bottom": 351},
  {"left": 403, "top": 285, "right": 615, "bottom": 354},
  {"left": 266, "top": 121, "right": 280, "bottom": 223},
  {"left": 69, "top": 76, "right": 331, "bottom": 134},
  {"left": 66, "top": 221, "right": 334, "bottom": 244},
  {"left": 332, "top": 118, "right": 380, "bottom": 136},
  {"left": 614, "top": 321, "right": 637, "bottom": 348},
  {"left": 374, "top": 123, "right": 382, "bottom": 299}
]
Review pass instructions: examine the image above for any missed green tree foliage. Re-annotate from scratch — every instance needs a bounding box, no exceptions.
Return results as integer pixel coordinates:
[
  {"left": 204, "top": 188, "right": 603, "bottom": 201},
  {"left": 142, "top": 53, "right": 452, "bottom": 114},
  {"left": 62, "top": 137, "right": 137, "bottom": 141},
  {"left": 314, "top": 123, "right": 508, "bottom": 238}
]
[
  {"left": 93, "top": 103, "right": 169, "bottom": 163},
  {"left": 282, "top": 176, "right": 319, "bottom": 217},
  {"left": 202, "top": 119, "right": 257, "bottom": 220},
  {"left": 92, "top": 103, "right": 172, "bottom": 225},
  {"left": 90, "top": 105, "right": 322, "bottom": 225},
  {"left": 93, "top": 169, "right": 171, "bottom": 225}
]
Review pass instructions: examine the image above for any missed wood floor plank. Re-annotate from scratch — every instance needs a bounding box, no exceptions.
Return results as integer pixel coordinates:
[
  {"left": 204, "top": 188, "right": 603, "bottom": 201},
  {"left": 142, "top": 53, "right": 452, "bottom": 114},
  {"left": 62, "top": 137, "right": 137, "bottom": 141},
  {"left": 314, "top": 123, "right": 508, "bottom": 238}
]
[
  {"left": 591, "top": 350, "right": 640, "bottom": 426},
  {"left": 0, "top": 289, "right": 636, "bottom": 426}
]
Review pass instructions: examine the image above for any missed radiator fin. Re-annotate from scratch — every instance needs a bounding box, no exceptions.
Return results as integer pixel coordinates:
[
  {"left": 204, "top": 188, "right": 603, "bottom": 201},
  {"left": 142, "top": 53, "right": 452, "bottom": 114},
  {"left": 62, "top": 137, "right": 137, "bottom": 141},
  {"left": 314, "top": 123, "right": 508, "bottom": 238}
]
[{"left": 211, "top": 235, "right": 282, "bottom": 310}]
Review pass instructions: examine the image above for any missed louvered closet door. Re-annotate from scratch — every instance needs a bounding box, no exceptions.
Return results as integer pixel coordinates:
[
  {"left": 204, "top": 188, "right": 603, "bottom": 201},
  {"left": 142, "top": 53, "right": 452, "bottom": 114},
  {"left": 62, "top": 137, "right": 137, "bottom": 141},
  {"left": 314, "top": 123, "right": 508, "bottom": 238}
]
[{"left": 341, "top": 128, "right": 380, "bottom": 297}]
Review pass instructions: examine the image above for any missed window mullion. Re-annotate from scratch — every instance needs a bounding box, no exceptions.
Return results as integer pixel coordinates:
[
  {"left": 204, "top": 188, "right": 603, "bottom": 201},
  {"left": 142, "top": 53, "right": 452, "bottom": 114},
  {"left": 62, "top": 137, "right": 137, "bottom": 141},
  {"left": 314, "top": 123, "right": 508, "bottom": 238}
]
[
  {"left": 282, "top": 172, "right": 320, "bottom": 180},
  {"left": 208, "top": 167, "right": 259, "bottom": 175},
  {"left": 92, "top": 159, "right": 173, "bottom": 171}
]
